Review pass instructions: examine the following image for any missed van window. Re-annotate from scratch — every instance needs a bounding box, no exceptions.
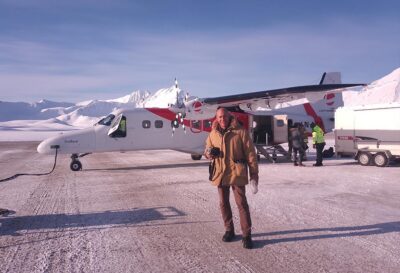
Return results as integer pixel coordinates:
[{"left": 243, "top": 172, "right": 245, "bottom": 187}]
[
  {"left": 142, "top": 120, "right": 151, "bottom": 129},
  {"left": 155, "top": 120, "right": 163, "bottom": 128}
]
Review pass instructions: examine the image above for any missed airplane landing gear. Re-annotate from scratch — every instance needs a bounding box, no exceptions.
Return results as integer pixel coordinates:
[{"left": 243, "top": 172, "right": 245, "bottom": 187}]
[{"left": 70, "top": 154, "right": 82, "bottom": 171}]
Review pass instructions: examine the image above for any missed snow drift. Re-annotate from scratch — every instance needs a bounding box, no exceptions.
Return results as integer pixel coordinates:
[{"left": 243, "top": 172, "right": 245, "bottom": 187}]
[{"left": 343, "top": 67, "right": 400, "bottom": 107}]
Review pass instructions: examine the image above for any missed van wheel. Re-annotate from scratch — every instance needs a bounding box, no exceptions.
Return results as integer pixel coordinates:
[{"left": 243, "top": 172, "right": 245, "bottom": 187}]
[
  {"left": 373, "top": 152, "right": 388, "bottom": 167},
  {"left": 358, "top": 152, "right": 371, "bottom": 166},
  {"left": 191, "top": 154, "right": 202, "bottom": 160}
]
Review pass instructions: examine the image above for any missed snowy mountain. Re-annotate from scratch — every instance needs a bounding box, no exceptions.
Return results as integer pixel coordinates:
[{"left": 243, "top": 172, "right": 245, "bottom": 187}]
[
  {"left": 0, "top": 100, "right": 75, "bottom": 122},
  {"left": 144, "top": 86, "right": 185, "bottom": 108},
  {"left": 0, "top": 68, "right": 399, "bottom": 141},
  {"left": 1, "top": 90, "right": 156, "bottom": 127},
  {"left": 0, "top": 83, "right": 189, "bottom": 128}
]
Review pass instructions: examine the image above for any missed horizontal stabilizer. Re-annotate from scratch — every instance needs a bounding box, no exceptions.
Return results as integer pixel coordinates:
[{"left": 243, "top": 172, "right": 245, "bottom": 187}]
[{"left": 320, "top": 72, "right": 342, "bottom": 84}]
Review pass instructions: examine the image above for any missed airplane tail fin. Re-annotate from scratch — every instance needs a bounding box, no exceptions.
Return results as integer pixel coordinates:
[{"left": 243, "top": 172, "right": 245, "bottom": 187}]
[
  {"left": 304, "top": 72, "right": 344, "bottom": 133},
  {"left": 319, "top": 72, "right": 342, "bottom": 84}
]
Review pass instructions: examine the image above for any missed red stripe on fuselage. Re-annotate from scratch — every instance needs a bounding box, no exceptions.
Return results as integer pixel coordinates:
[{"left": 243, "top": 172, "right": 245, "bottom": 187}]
[
  {"left": 145, "top": 108, "right": 213, "bottom": 132},
  {"left": 145, "top": 108, "right": 190, "bottom": 126},
  {"left": 145, "top": 108, "right": 249, "bottom": 132},
  {"left": 303, "top": 103, "right": 326, "bottom": 132}
]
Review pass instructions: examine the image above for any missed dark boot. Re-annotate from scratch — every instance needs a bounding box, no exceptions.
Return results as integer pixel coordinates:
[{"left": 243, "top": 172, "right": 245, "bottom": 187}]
[
  {"left": 242, "top": 236, "right": 253, "bottom": 249},
  {"left": 222, "top": 230, "right": 235, "bottom": 242}
]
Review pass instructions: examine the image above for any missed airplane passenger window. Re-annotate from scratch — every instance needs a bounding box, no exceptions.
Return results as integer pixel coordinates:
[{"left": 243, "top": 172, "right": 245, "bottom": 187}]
[
  {"left": 155, "top": 120, "right": 163, "bottom": 128},
  {"left": 203, "top": 120, "right": 212, "bottom": 129},
  {"left": 191, "top": 120, "right": 201, "bottom": 129},
  {"left": 142, "top": 120, "right": 151, "bottom": 129}
]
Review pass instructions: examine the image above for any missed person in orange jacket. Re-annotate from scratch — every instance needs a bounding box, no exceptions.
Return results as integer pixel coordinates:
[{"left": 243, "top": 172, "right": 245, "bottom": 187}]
[{"left": 205, "top": 107, "right": 259, "bottom": 249}]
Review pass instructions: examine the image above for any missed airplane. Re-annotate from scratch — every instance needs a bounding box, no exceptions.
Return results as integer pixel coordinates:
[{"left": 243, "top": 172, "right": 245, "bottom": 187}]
[{"left": 37, "top": 73, "right": 364, "bottom": 171}]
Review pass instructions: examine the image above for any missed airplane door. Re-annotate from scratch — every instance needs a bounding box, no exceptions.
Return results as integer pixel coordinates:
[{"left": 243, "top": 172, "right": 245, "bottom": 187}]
[{"left": 273, "top": 115, "right": 288, "bottom": 144}]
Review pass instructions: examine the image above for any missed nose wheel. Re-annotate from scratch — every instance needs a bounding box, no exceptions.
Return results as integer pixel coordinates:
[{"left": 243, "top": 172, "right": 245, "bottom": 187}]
[{"left": 70, "top": 154, "right": 82, "bottom": 171}]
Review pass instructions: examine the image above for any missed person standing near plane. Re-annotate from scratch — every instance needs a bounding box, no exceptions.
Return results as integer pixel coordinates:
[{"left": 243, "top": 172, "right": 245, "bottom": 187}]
[
  {"left": 310, "top": 122, "right": 325, "bottom": 166},
  {"left": 287, "top": 120, "right": 294, "bottom": 161},
  {"left": 290, "top": 123, "right": 305, "bottom": 166},
  {"left": 205, "top": 107, "right": 259, "bottom": 249}
]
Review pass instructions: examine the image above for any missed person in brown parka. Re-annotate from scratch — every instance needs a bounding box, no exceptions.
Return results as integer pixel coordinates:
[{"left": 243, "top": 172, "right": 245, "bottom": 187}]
[{"left": 205, "top": 108, "right": 259, "bottom": 249}]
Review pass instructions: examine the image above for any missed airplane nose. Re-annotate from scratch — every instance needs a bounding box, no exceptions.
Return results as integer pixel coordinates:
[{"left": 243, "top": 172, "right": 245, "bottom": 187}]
[
  {"left": 37, "top": 138, "right": 60, "bottom": 154},
  {"left": 37, "top": 139, "right": 49, "bottom": 154}
]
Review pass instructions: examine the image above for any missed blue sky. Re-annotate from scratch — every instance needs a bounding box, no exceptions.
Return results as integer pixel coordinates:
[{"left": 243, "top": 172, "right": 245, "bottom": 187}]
[{"left": 0, "top": 0, "right": 399, "bottom": 102}]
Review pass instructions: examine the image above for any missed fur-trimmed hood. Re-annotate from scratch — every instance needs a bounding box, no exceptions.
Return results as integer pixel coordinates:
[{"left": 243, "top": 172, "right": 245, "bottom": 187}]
[{"left": 211, "top": 115, "right": 241, "bottom": 132}]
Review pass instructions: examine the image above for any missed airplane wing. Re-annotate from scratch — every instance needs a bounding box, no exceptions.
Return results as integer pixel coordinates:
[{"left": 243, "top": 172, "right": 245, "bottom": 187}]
[
  {"left": 201, "top": 83, "right": 363, "bottom": 107},
  {"left": 172, "top": 72, "right": 365, "bottom": 116}
]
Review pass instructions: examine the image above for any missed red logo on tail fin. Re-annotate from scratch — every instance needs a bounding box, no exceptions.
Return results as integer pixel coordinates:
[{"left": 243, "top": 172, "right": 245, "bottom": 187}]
[{"left": 324, "top": 93, "right": 335, "bottom": 106}]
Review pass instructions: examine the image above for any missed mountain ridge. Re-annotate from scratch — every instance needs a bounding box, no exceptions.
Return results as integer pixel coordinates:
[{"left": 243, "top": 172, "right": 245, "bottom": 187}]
[{"left": 1, "top": 68, "right": 399, "bottom": 129}]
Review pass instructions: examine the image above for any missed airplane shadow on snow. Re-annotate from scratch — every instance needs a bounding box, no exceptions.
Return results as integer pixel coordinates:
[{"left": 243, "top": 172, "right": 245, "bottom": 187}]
[
  {"left": 0, "top": 206, "right": 192, "bottom": 237},
  {"left": 84, "top": 162, "right": 210, "bottom": 171},
  {"left": 1, "top": 209, "right": 399, "bottom": 250},
  {"left": 251, "top": 221, "right": 400, "bottom": 249}
]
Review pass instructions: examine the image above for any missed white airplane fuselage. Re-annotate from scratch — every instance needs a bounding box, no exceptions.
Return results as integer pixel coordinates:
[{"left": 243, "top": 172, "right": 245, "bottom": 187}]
[
  {"left": 37, "top": 91, "right": 342, "bottom": 157},
  {"left": 36, "top": 71, "right": 364, "bottom": 171},
  {"left": 37, "top": 108, "right": 212, "bottom": 156}
]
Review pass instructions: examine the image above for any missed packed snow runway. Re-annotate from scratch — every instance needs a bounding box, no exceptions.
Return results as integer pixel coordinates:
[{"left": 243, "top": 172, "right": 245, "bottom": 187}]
[{"left": 1, "top": 142, "right": 400, "bottom": 273}]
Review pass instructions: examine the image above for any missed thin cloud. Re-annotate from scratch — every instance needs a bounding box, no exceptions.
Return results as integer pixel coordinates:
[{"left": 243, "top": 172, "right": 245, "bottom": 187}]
[{"left": 0, "top": 19, "right": 398, "bottom": 102}]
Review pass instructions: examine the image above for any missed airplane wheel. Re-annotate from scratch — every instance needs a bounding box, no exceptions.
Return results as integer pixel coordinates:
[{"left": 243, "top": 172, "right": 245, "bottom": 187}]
[
  {"left": 70, "top": 160, "right": 82, "bottom": 171},
  {"left": 191, "top": 154, "right": 202, "bottom": 160},
  {"left": 373, "top": 152, "right": 388, "bottom": 167},
  {"left": 358, "top": 152, "right": 371, "bottom": 166}
]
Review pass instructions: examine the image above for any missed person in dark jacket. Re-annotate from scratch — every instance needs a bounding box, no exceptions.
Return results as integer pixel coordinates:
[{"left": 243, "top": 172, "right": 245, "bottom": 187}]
[
  {"left": 290, "top": 123, "right": 305, "bottom": 166},
  {"left": 287, "top": 120, "right": 294, "bottom": 160}
]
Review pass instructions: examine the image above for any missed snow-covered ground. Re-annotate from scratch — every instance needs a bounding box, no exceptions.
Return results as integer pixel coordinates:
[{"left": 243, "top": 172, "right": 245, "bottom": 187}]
[
  {"left": 1, "top": 69, "right": 400, "bottom": 272},
  {"left": 0, "top": 142, "right": 399, "bottom": 273}
]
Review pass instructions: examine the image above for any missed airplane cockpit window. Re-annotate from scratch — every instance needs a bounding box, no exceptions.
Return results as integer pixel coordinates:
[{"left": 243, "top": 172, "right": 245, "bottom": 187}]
[
  {"left": 108, "top": 115, "right": 127, "bottom": 138},
  {"left": 96, "top": 114, "right": 115, "bottom": 126},
  {"left": 142, "top": 120, "right": 151, "bottom": 129},
  {"left": 155, "top": 120, "right": 163, "bottom": 128}
]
